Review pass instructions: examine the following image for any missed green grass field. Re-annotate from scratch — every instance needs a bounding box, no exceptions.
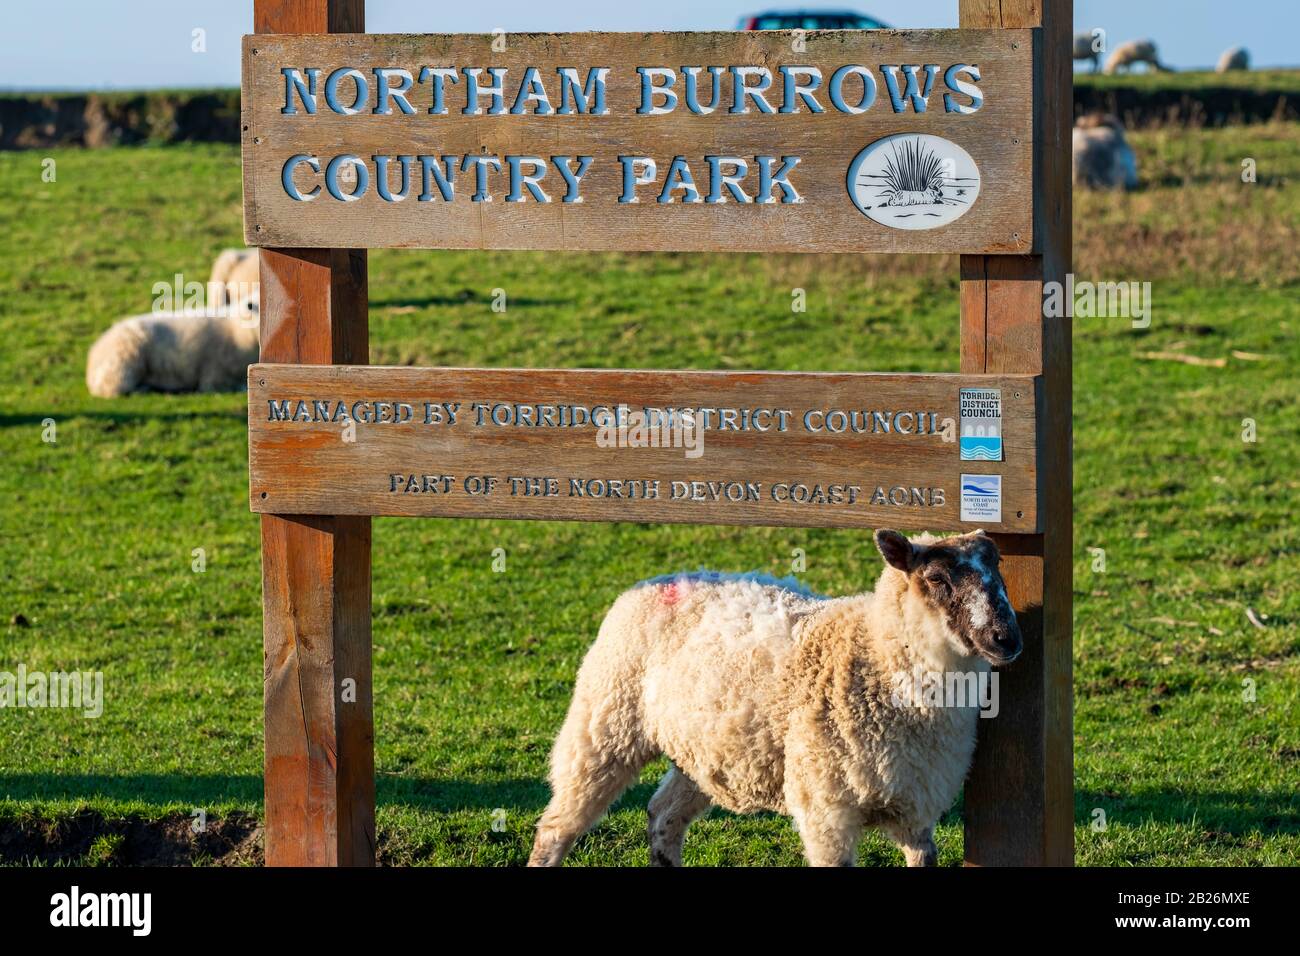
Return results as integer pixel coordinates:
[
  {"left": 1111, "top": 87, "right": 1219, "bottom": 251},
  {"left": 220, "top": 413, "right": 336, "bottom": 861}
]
[{"left": 0, "top": 121, "right": 1297, "bottom": 866}]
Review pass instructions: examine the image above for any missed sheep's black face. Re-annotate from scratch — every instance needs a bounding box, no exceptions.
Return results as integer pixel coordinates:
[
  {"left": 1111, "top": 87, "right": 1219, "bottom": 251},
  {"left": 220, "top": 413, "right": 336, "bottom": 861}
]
[{"left": 875, "top": 529, "right": 1023, "bottom": 665}]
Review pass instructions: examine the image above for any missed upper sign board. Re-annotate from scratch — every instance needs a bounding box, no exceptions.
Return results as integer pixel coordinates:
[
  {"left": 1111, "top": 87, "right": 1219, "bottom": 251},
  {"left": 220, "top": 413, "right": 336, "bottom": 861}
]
[{"left": 241, "top": 30, "right": 1034, "bottom": 253}]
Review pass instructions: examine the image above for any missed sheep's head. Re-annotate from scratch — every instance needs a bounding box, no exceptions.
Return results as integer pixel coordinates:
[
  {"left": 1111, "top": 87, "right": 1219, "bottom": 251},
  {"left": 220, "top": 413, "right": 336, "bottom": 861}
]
[
  {"left": 875, "top": 529, "right": 1023, "bottom": 666},
  {"left": 230, "top": 292, "right": 260, "bottom": 328},
  {"left": 1076, "top": 112, "right": 1125, "bottom": 133}
]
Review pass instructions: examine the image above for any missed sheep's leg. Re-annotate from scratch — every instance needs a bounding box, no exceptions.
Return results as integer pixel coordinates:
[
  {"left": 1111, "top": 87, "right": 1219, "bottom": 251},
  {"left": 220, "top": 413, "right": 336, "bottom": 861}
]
[
  {"left": 882, "top": 822, "right": 939, "bottom": 867},
  {"left": 528, "top": 755, "right": 647, "bottom": 866},
  {"left": 196, "top": 367, "right": 226, "bottom": 393},
  {"left": 528, "top": 711, "right": 652, "bottom": 867},
  {"left": 791, "top": 802, "right": 863, "bottom": 867},
  {"left": 646, "top": 766, "right": 713, "bottom": 867}
]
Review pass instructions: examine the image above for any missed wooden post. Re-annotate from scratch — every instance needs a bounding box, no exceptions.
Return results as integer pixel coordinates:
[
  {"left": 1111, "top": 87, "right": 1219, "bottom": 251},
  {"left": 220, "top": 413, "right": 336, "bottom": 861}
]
[
  {"left": 958, "top": 0, "right": 1073, "bottom": 865},
  {"left": 255, "top": 0, "right": 374, "bottom": 867}
]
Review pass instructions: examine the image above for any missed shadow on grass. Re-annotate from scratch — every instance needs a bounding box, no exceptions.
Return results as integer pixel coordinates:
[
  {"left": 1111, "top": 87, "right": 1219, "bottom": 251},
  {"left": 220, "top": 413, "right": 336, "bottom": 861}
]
[
  {"left": 371, "top": 292, "right": 567, "bottom": 310},
  {"left": 0, "top": 410, "right": 246, "bottom": 428},
  {"left": 3, "top": 778, "right": 1295, "bottom": 866},
  {"left": 1076, "top": 789, "right": 1300, "bottom": 836},
  {"left": 0, "top": 774, "right": 263, "bottom": 807},
  {"left": 1148, "top": 172, "right": 1290, "bottom": 189},
  {"left": 0, "top": 773, "right": 555, "bottom": 813},
  {"left": 4, "top": 776, "right": 1298, "bottom": 837}
]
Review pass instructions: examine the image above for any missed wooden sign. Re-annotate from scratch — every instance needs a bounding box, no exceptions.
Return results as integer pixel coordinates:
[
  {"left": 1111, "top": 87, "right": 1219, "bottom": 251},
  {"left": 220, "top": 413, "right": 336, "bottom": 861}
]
[
  {"left": 246, "top": 0, "right": 1073, "bottom": 871},
  {"left": 241, "top": 30, "right": 1034, "bottom": 254},
  {"left": 248, "top": 364, "right": 1039, "bottom": 532}
]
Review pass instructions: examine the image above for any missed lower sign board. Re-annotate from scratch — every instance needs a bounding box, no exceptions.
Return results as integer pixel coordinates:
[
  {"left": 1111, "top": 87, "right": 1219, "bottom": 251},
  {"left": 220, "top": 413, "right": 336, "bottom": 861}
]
[{"left": 248, "top": 365, "right": 1039, "bottom": 533}]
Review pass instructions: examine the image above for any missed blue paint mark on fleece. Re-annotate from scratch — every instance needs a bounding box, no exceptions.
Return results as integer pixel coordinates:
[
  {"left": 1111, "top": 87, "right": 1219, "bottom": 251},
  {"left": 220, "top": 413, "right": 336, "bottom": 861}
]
[{"left": 636, "top": 570, "right": 826, "bottom": 600}]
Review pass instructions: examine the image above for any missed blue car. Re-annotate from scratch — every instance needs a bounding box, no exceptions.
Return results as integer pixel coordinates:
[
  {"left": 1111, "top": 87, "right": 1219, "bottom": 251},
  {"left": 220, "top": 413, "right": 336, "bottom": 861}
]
[{"left": 739, "top": 9, "right": 890, "bottom": 30}]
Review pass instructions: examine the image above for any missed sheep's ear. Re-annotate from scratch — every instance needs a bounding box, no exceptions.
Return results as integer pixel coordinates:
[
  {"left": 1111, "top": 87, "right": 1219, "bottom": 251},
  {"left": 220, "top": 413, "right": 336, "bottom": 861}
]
[{"left": 874, "top": 529, "right": 916, "bottom": 573}]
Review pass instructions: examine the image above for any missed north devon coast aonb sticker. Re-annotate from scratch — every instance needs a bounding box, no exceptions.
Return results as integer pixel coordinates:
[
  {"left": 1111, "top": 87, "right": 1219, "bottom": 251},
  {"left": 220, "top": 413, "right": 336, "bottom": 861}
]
[
  {"left": 847, "top": 133, "right": 982, "bottom": 230},
  {"left": 960, "top": 474, "right": 1002, "bottom": 523}
]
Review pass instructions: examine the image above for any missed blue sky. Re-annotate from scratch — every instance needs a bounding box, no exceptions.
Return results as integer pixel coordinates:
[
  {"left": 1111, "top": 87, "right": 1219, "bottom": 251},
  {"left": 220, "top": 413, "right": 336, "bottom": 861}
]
[{"left": 0, "top": 1, "right": 1292, "bottom": 90}]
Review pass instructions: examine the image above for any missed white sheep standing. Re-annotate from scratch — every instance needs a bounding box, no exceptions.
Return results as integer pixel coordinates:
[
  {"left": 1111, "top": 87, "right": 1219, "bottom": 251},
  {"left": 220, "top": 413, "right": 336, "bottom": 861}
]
[
  {"left": 528, "top": 529, "right": 1023, "bottom": 867},
  {"left": 1073, "top": 31, "right": 1101, "bottom": 72},
  {"left": 1216, "top": 47, "right": 1249, "bottom": 73},
  {"left": 1073, "top": 114, "right": 1139, "bottom": 191},
  {"left": 1104, "top": 39, "right": 1167, "bottom": 74},
  {"left": 86, "top": 249, "right": 261, "bottom": 397}
]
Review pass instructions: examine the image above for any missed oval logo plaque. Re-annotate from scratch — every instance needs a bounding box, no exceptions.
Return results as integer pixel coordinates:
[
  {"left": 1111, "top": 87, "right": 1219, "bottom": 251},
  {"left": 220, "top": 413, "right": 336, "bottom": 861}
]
[{"left": 847, "top": 134, "right": 981, "bottom": 230}]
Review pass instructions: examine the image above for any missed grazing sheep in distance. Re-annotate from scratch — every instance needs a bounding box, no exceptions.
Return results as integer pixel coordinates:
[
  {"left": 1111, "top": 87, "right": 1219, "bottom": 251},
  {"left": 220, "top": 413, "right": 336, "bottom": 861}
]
[
  {"left": 207, "top": 247, "right": 260, "bottom": 306},
  {"left": 1216, "top": 47, "right": 1249, "bottom": 73},
  {"left": 1104, "top": 38, "right": 1167, "bottom": 74},
  {"left": 86, "top": 295, "right": 259, "bottom": 397},
  {"left": 1073, "top": 114, "right": 1139, "bottom": 191},
  {"left": 1073, "top": 31, "right": 1101, "bottom": 72},
  {"left": 528, "top": 529, "right": 1023, "bottom": 867}
]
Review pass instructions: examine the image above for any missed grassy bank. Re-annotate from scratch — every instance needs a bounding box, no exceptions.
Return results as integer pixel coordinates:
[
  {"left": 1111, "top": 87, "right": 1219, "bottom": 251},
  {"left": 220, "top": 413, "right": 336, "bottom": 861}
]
[
  {"left": 4, "top": 68, "right": 1298, "bottom": 151},
  {"left": 1073, "top": 68, "right": 1300, "bottom": 94}
]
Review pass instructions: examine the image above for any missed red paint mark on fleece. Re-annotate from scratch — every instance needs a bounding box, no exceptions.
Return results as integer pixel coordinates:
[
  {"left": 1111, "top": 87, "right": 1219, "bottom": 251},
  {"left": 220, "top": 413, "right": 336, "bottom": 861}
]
[{"left": 659, "top": 582, "right": 682, "bottom": 606}]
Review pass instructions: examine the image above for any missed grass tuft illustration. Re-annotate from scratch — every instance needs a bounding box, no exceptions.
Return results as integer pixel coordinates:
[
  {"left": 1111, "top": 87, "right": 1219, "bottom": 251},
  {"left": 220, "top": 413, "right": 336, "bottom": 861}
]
[{"left": 879, "top": 140, "right": 948, "bottom": 207}]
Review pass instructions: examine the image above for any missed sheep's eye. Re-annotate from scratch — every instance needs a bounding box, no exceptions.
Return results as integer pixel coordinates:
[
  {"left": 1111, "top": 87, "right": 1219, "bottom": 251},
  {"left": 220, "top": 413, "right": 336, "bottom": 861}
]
[{"left": 924, "top": 571, "right": 949, "bottom": 589}]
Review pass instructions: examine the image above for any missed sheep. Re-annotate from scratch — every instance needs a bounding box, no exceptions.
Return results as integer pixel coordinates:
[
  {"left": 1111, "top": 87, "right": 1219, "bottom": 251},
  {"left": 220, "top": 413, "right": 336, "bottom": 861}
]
[
  {"left": 207, "top": 248, "right": 260, "bottom": 307},
  {"left": 1216, "top": 47, "right": 1249, "bottom": 73},
  {"left": 1103, "top": 39, "right": 1167, "bottom": 75},
  {"left": 528, "top": 528, "right": 1022, "bottom": 867},
  {"left": 1073, "top": 31, "right": 1100, "bottom": 72},
  {"left": 1073, "top": 113, "right": 1139, "bottom": 191},
  {"left": 85, "top": 294, "right": 259, "bottom": 397}
]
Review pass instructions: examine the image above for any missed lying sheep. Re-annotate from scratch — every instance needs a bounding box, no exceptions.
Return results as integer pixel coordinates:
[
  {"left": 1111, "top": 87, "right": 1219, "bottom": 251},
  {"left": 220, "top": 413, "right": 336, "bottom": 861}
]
[
  {"left": 528, "top": 529, "right": 1022, "bottom": 867},
  {"left": 86, "top": 295, "right": 259, "bottom": 397},
  {"left": 1073, "top": 31, "right": 1100, "bottom": 72},
  {"left": 1104, "top": 39, "right": 1167, "bottom": 74},
  {"left": 87, "top": 248, "right": 262, "bottom": 397},
  {"left": 1073, "top": 113, "right": 1139, "bottom": 191},
  {"left": 1216, "top": 46, "right": 1249, "bottom": 73},
  {"left": 208, "top": 248, "right": 260, "bottom": 307}
]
